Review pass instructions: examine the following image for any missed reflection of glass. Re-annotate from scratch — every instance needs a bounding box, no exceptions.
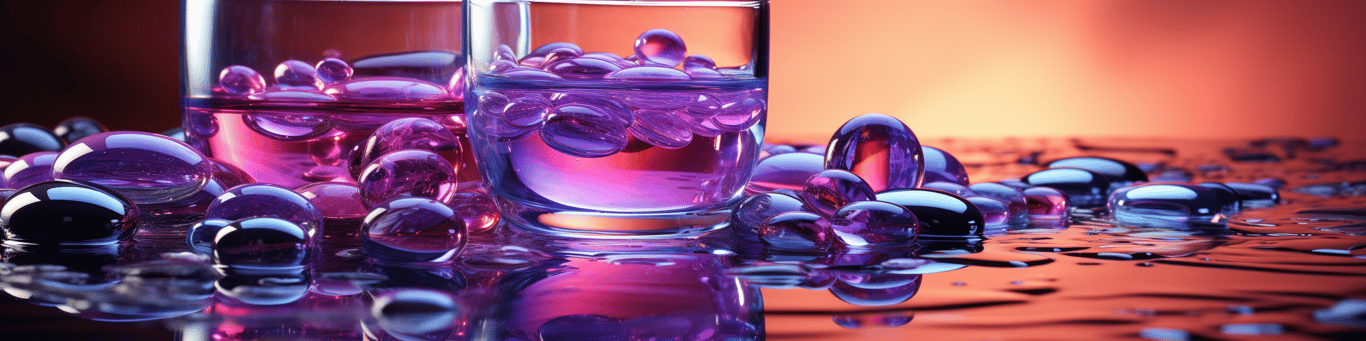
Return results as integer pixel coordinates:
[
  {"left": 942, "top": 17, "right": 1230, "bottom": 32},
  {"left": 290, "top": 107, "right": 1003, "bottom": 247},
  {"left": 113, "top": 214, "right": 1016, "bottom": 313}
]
[
  {"left": 181, "top": 0, "right": 475, "bottom": 189},
  {"left": 468, "top": 254, "right": 764, "bottom": 340},
  {"left": 464, "top": 0, "right": 770, "bottom": 237}
]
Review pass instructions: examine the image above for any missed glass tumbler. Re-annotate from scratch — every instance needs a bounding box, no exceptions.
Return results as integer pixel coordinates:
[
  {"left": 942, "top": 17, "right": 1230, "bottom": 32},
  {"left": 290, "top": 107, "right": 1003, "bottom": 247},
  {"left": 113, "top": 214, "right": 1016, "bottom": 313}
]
[
  {"left": 182, "top": 0, "right": 477, "bottom": 189},
  {"left": 465, "top": 0, "right": 770, "bottom": 237}
]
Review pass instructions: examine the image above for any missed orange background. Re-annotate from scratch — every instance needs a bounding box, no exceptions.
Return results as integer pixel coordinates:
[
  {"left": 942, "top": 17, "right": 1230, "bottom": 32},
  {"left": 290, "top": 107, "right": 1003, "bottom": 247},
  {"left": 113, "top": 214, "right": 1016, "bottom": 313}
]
[{"left": 4, "top": 0, "right": 1365, "bottom": 140}]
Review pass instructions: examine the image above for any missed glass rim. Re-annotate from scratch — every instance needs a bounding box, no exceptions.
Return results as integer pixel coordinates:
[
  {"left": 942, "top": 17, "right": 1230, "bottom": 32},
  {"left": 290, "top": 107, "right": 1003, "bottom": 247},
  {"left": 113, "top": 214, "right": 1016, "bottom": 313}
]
[{"left": 473, "top": 0, "right": 765, "bottom": 7}]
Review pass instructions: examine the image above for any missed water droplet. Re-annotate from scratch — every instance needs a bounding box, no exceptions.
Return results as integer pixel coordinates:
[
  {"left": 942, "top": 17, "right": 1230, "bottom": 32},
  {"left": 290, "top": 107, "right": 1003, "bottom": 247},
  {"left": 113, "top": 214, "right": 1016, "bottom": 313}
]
[
  {"left": 1223, "top": 182, "right": 1280, "bottom": 208},
  {"left": 1023, "top": 186, "right": 1069, "bottom": 222},
  {"left": 294, "top": 182, "right": 367, "bottom": 221},
  {"left": 502, "top": 96, "right": 553, "bottom": 128},
  {"left": 447, "top": 185, "right": 500, "bottom": 234},
  {"left": 53, "top": 131, "right": 213, "bottom": 204},
  {"left": 683, "top": 54, "right": 717, "bottom": 71},
  {"left": 826, "top": 114, "right": 925, "bottom": 191},
  {"left": 922, "top": 181, "right": 975, "bottom": 197},
  {"left": 545, "top": 57, "right": 621, "bottom": 80},
  {"left": 712, "top": 96, "right": 765, "bottom": 132},
  {"left": 829, "top": 274, "right": 922, "bottom": 306}
]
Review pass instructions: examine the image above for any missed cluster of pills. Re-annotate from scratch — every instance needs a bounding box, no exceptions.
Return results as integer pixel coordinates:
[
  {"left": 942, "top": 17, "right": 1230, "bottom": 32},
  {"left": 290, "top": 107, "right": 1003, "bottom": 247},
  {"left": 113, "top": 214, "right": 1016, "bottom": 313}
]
[
  {"left": 0, "top": 116, "right": 496, "bottom": 270},
  {"left": 216, "top": 50, "right": 464, "bottom": 102}
]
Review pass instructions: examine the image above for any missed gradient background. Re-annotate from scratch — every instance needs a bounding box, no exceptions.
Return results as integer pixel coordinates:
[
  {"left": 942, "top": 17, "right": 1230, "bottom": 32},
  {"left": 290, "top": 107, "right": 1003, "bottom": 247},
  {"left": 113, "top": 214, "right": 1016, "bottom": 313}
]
[{"left": 3, "top": 0, "right": 1365, "bottom": 141}]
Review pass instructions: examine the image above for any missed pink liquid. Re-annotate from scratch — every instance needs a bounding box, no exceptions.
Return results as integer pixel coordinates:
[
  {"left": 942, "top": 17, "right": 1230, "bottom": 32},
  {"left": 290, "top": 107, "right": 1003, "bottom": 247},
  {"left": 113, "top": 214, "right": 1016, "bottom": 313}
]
[{"left": 183, "top": 99, "right": 478, "bottom": 189}]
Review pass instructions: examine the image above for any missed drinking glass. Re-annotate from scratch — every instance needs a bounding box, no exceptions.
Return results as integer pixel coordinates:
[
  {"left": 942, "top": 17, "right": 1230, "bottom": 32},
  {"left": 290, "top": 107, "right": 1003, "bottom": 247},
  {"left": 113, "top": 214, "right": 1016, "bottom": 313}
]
[
  {"left": 464, "top": 0, "right": 770, "bottom": 238},
  {"left": 182, "top": 0, "right": 476, "bottom": 189}
]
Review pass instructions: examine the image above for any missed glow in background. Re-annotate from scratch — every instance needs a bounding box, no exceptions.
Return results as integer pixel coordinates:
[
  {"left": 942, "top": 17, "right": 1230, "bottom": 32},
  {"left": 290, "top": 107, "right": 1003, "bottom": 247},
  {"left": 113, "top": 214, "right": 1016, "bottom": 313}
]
[{"left": 3, "top": 0, "right": 1364, "bottom": 140}]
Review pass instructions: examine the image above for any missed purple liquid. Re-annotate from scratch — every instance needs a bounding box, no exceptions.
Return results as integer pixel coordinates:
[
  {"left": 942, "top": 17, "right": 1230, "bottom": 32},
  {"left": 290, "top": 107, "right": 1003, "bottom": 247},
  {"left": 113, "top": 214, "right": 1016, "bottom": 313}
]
[
  {"left": 469, "top": 76, "right": 765, "bottom": 218},
  {"left": 183, "top": 99, "right": 477, "bottom": 189}
]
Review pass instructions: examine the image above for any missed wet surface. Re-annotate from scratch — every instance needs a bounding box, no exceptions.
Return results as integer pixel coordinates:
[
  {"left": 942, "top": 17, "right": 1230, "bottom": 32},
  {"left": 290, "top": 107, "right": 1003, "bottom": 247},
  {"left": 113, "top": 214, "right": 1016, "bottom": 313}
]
[{"left": 3, "top": 137, "right": 1365, "bottom": 340}]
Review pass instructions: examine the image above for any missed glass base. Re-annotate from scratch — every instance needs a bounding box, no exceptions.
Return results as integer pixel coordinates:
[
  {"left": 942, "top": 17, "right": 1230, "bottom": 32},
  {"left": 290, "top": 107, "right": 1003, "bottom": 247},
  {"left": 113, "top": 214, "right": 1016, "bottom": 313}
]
[{"left": 498, "top": 198, "right": 732, "bottom": 239}]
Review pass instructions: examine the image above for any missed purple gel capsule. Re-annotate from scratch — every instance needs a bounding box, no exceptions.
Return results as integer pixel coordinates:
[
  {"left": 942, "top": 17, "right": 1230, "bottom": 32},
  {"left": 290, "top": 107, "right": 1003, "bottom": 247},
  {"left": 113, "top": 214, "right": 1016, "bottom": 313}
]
[
  {"left": 539, "top": 314, "right": 626, "bottom": 341},
  {"left": 829, "top": 200, "right": 919, "bottom": 247},
  {"left": 686, "top": 68, "right": 727, "bottom": 80},
  {"left": 348, "top": 117, "right": 460, "bottom": 178},
  {"left": 295, "top": 182, "right": 367, "bottom": 221},
  {"left": 691, "top": 115, "right": 724, "bottom": 138},
  {"left": 518, "top": 56, "right": 546, "bottom": 68},
  {"left": 730, "top": 192, "right": 807, "bottom": 241},
  {"left": 545, "top": 57, "right": 622, "bottom": 80},
  {"left": 552, "top": 93, "right": 633, "bottom": 126},
  {"left": 876, "top": 189, "right": 985, "bottom": 240},
  {"left": 604, "top": 66, "right": 690, "bottom": 81},
  {"left": 540, "top": 47, "right": 584, "bottom": 68},
  {"left": 502, "top": 96, "right": 553, "bottom": 128},
  {"left": 922, "top": 146, "right": 969, "bottom": 186},
  {"left": 628, "top": 109, "right": 693, "bottom": 149},
  {"left": 747, "top": 152, "right": 825, "bottom": 195},
  {"left": 187, "top": 218, "right": 233, "bottom": 254},
  {"left": 357, "top": 150, "right": 458, "bottom": 208},
  {"left": 1108, "top": 183, "right": 1226, "bottom": 228},
  {"left": 921, "top": 181, "right": 975, "bottom": 197},
  {"left": 314, "top": 57, "right": 353, "bottom": 84},
  {"left": 826, "top": 114, "right": 925, "bottom": 192},
  {"left": 242, "top": 113, "right": 333, "bottom": 141},
  {"left": 968, "top": 182, "right": 1028, "bottom": 221},
  {"left": 712, "top": 97, "right": 765, "bottom": 131},
  {"left": 1046, "top": 156, "right": 1148, "bottom": 189},
  {"left": 327, "top": 77, "right": 450, "bottom": 101},
  {"left": 53, "top": 117, "right": 107, "bottom": 144},
  {"left": 350, "top": 50, "right": 462, "bottom": 84},
  {"left": 1023, "top": 168, "right": 1110, "bottom": 208},
  {"left": 489, "top": 59, "right": 519, "bottom": 73},
  {"left": 759, "top": 211, "right": 833, "bottom": 252},
  {"left": 682, "top": 54, "right": 717, "bottom": 71},
  {"left": 471, "top": 107, "right": 533, "bottom": 139},
  {"left": 362, "top": 198, "right": 468, "bottom": 263},
  {"left": 683, "top": 94, "right": 723, "bottom": 119},
  {"left": 801, "top": 169, "right": 877, "bottom": 218},
  {"left": 448, "top": 184, "right": 500, "bottom": 234},
  {"left": 967, "top": 196, "right": 1011, "bottom": 228},
  {"left": 634, "top": 29, "right": 687, "bottom": 67},
  {"left": 3, "top": 152, "right": 58, "bottom": 190},
  {"left": 502, "top": 68, "right": 565, "bottom": 81},
  {"left": 213, "top": 217, "right": 311, "bottom": 270},
  {"left": 829, "top": 274, "right": 921, "bottom": 306},
  {"left": 0, "top": 123, "right": 66, "bottom": 158},
  {"left": 53, "top": 131, "right": 214, "bottom": 204},
  {"left": 274, "top": 60, "right": 323, "bottom": 90},
  {"left": 209, "top": 159, "right": 254, "bottom": 188},
  {"left": 1023, "top": 186, "right": 1069, "bottom": 220},
  {"left": 205, "top": 183, "right": 324, "bottom": 241},
  {"left": 218, "top": 65, "right": 266, "bottom": 95},
  {"left": 0, "top": 180, "right": 139, "bottom": 246},
  {"left": 580, "top": 52, "right": 625, "bottom": 63},
  {"left": 478, "top": 92, "right": 512, "bottom": 117},
  {"left": 528, "top": 42, "right": 584, "bottom": 59},
  {"left": 538, "top": 105, "right": 629, "bottom": 158}
]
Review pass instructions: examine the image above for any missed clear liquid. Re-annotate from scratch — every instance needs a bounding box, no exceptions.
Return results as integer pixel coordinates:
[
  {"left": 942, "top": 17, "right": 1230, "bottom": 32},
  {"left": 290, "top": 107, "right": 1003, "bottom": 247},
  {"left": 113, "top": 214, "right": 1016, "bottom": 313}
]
[{"left": 469, "top": 76, "right": 766, "bottom": 231}]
